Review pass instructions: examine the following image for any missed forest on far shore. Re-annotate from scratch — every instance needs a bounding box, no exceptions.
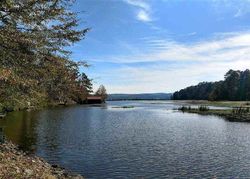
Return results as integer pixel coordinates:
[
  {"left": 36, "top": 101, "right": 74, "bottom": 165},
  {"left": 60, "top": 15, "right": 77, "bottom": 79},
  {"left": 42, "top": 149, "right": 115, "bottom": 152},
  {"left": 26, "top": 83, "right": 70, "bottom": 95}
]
[{"left": 172, "top": 69, "right": 250, "bottom": 101}]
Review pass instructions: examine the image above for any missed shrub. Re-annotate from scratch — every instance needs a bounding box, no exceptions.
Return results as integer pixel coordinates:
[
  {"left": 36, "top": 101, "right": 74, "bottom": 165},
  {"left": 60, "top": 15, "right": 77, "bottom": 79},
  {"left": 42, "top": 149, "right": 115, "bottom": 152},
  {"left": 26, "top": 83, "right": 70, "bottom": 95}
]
[{"left": 198, "top": 105, "right": 209, "bottom": 111}]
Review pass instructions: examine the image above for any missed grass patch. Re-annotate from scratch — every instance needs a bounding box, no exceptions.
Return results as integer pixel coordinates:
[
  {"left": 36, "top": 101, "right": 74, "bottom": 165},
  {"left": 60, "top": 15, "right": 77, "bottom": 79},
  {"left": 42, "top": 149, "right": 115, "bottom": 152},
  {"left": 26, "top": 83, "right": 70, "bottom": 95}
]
[
  {"left": 176, "top": 100, "right": 250, "bottom": 108},
  {"left": 177, "top": 105, "right": 250, "bottom": 122},
  {"left": 112, "top": 105, "right": 135, "bottom": 109},
  {"left": 178, "top": 105, "right": 209, "bottom": 112}
]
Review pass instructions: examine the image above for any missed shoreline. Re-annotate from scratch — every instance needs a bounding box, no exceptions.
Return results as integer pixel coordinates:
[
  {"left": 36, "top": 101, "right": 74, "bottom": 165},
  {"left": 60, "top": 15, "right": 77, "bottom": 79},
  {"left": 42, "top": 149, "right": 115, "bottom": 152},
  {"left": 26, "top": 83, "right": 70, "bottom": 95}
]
[
  {"left": 178, "top": 108, "right": 250, "bottom": 122},
  {"left": 0, "top": 140, "right": 83, "bottom": 179},
  {"left": 173, "top": 100, "right": 250, "bottom": 108}
]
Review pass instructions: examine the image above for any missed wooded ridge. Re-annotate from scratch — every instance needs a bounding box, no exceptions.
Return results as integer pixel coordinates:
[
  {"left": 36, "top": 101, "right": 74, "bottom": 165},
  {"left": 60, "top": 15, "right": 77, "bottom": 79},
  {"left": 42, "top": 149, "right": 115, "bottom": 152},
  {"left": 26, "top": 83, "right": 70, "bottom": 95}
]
[{"left": 173, "top": 69, "right": 250, "bottom": 101}]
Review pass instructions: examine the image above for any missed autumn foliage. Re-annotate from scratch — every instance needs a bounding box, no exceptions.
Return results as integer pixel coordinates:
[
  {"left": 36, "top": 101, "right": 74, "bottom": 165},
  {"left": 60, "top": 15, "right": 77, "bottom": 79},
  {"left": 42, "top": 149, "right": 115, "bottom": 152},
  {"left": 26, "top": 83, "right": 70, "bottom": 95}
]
[{"left": 0, "top": 0, "right": 92, "bottom": 110}]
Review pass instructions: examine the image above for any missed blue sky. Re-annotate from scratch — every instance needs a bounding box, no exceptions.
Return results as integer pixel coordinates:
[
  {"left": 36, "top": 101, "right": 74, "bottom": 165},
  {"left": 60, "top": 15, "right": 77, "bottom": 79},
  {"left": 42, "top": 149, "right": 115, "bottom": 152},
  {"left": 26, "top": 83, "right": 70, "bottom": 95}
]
[{"left": 70, "top": 0, "right": 250, "bottom": 93}]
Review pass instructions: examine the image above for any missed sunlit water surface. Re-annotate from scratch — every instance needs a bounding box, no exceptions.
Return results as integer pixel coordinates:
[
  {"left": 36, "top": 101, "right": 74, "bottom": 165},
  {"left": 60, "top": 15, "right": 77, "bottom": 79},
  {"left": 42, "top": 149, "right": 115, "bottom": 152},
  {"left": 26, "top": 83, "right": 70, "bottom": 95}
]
[{"left": 1, "top": 101, "right": 250, "bottom": 178}]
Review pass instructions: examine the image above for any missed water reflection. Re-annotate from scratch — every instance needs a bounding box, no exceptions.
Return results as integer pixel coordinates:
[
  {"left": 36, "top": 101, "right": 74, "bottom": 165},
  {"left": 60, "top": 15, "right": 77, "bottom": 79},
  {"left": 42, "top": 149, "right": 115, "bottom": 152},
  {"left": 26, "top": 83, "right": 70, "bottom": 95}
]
[
  {"left": 0, "top": 110, "right": 38, "bottom": 150},
  {"left": 1, "top": 102, "right": 250, "bottom": 178}
]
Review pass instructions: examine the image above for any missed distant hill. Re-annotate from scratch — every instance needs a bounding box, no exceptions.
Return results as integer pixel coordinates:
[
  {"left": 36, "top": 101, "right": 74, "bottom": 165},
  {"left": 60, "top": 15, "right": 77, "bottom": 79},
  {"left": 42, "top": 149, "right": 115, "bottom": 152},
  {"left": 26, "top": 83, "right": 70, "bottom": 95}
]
[{"left": 107, "top": 93, "right": 172, "bottom": 101}]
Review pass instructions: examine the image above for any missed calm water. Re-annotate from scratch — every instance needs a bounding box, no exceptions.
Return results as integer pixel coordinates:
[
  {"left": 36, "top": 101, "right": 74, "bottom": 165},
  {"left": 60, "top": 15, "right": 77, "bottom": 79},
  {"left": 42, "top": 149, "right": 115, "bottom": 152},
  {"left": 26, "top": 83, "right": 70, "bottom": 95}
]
[{"left": 1, "top": 101, "right": 250, "bottom": 178}]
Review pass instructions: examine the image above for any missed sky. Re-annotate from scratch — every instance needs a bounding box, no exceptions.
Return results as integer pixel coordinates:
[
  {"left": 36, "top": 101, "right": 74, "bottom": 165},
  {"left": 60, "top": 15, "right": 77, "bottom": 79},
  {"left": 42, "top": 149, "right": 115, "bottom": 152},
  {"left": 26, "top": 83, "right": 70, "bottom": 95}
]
[{"left": 70, "top": 0, "right": 250, "bottom": 94}]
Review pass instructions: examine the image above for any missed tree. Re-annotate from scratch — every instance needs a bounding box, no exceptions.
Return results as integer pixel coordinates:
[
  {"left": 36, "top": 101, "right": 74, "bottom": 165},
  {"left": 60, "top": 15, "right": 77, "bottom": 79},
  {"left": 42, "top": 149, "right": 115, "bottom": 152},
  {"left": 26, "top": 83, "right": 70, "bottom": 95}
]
[
  {"left": 0, "top": 0, "right": 92, "bottom": 109},
  {"left": 223, "top": 70, "right": 240, "bottom": 100},
  {"left": 78, "top": 73, "right": 93, "bottom": 93},
  {"left": 172, "top": 69, "right": 250, "bottom": 101},
  {"left": 95, "top": 85, "right": 108, "bottom": 101},
  {"left": 72, "top": 72, "right": 93, "bottom": 104}
]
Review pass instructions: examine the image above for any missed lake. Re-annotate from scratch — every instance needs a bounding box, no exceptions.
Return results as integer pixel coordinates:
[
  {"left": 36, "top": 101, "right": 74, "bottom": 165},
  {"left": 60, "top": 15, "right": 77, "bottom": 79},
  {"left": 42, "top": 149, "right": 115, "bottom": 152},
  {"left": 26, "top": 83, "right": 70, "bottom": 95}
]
[{"left": 1, "top": 101, "right": 250, "bottom": 178}]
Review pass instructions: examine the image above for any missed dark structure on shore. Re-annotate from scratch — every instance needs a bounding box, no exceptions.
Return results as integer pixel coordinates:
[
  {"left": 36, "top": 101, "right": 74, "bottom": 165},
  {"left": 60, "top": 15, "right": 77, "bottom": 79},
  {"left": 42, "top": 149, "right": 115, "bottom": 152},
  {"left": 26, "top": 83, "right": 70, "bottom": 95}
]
[{"left": 87, "top": 96, "right": 103, "bottom": 104}]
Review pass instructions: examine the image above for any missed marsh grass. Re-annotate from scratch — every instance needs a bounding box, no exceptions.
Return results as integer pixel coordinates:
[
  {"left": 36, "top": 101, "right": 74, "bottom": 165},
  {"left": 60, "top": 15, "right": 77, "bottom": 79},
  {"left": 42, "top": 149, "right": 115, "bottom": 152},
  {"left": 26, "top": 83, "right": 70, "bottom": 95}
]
[
  {"left": 112, "top": 106, "right": 135, "bottom": 109},
  {"left": 177, "top": 104, "right": 250, "bottom": 122}
]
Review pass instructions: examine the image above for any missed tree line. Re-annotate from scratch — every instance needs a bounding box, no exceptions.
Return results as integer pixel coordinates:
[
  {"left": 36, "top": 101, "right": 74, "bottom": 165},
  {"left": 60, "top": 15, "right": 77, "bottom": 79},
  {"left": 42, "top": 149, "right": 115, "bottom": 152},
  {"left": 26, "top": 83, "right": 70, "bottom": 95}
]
[
  {"left": 172, "top": 69, "right": 250, "bottom": 101},
  {"left": 0, "top": 0, "right": 107, "bottom": 111}
]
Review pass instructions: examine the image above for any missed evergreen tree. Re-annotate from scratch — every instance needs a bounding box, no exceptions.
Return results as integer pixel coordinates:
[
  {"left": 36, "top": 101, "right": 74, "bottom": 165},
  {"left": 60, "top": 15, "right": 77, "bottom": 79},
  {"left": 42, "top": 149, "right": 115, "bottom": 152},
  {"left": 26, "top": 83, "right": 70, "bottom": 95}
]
[{"left": 173, "top": 69, "right": 250, "bottom": 101}]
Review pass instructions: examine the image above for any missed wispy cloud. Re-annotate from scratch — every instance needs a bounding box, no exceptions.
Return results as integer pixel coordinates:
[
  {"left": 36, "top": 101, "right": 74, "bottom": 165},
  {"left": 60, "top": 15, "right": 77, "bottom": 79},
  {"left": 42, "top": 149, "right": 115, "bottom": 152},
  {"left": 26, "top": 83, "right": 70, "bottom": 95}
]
[
  {"left": 91, "top": 31, "right": 250, "bottom": 64},
  {"left": 212, "top": 0, "right": 250, "bottom": 18},
  {"left": 137, "top": 9, "right": 151, "bottom": 22},
  {"left": 124, "top": 0, "right": 150, "bottom": 11},
  {"left": 89, "top": 31, "right": 250, "bottom": 93},
  {"left": 124, "top": 0, "right": 152, "bottom": 22},
  {"left": 234, "top": 9, "right": 243, "bottom": 17},
  {"left": 103, "top": 58, "right": 249, "bottom": 93}
]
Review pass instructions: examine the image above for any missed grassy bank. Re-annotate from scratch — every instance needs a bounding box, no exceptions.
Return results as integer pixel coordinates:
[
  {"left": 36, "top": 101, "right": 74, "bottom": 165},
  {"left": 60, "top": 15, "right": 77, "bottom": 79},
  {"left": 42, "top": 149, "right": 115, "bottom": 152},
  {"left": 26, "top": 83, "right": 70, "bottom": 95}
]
[
  {"left": 178, "top": 105, "right": 250, "bottom": 122},
  {"left": 174, "top": 100, "right": 250, "bottom": 108}
]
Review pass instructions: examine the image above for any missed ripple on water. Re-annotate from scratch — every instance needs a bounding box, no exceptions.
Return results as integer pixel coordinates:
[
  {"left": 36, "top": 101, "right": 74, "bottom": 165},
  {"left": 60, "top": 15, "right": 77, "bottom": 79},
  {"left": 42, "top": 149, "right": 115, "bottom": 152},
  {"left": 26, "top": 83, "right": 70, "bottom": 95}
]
[{"left": 2, "top": 101, "right": 250, "bottom": 178}]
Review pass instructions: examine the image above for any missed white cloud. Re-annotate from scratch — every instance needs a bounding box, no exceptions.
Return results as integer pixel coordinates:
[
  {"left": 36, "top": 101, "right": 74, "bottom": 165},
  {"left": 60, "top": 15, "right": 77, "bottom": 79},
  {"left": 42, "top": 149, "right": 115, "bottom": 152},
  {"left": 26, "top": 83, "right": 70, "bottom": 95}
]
[
  {"left": 90, "top": 31, "right": 250, "bottom": 93},
  {"left": 100, "top": 59, "right": 250, "bottom": 93},
  {"left": 212, "top": 0, "right": 250, "bottom": 18},
  {"left": 124, "top": 0, "right": 152, "bottom": 22},
  {"left": 92, "top": 31, "right": 250, "bottom": 64},
  {"left": 234, "top": 9, "right": 243, "bottom": 17},
  {"left": 137, "top": 9, "right": 151, "bottom": 22},
  {"left": 124, "top": 0, "right": 150, "bottom": 11}
]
